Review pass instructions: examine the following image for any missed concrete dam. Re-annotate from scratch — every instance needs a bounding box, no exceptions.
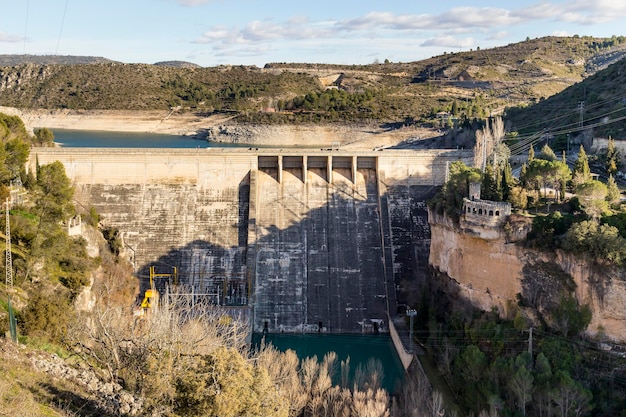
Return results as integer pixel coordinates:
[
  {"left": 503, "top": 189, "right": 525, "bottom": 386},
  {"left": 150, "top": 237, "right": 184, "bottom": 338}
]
[{"left": 29, "top": 147, "right": 473, "bottom": 333}]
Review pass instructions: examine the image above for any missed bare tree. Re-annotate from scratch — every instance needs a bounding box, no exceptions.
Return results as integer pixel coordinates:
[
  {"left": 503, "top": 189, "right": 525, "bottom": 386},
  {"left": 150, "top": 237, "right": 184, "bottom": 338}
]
[
  {"left": 474, "top": 117, "right": 505, "bottom": 170},
  {"left": 351, "top": 388, "right": 390, "bottom": 417},
  {"left": 69, "top": 285, "right": 266, "bottom": 415},
  {"left": 508, "top": 365, "right": 534, "bottom": 417},
  {"left": 395, "top": 367, "right": 433, "bottom": 417}
]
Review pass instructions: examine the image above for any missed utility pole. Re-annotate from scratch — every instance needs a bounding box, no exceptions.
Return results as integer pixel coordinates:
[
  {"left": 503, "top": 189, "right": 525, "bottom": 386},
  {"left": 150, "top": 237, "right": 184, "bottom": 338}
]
[
  {"left": 5, "top": 198, "right": 12, "bottom": 289},
  {"left": 407, "top": 309, "right": 417, "bottom": 353},
  {"left": 578, "top": 101, "right": 585, "bottom": 129},
  {"left": 5, "top": 197, "right": 17, "bottom": 343}
]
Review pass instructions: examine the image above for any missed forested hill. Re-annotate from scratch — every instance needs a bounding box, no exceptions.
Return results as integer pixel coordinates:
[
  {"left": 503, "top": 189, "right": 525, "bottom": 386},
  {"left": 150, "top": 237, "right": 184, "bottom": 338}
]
[{"left": 1, "top": 35, "right": 625, "bottom": 126}]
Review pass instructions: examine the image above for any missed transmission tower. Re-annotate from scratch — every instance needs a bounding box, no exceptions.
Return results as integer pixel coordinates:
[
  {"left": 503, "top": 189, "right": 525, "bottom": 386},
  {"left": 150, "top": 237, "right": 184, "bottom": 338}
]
[
  {"left": 5, "top": 197, "right": 12, "bottom": 289},
  {"left": 5, "top": 197, "right": 16, "bottom": 343},
  {"left": 578, "top": 101, "right": 585, "bottom": 128}
]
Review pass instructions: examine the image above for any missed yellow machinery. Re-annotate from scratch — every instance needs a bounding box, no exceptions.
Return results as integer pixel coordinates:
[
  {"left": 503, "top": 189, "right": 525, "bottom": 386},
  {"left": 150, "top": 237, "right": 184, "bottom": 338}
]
[{"left": 140, "top": 265, "right": 177, "bottom": 311}]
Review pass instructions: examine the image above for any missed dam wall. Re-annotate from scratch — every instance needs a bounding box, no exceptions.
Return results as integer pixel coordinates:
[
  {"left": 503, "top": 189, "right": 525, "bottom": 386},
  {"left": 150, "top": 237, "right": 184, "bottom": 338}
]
[
  {"left": 252, "top": 156, "right": 387, "bottom": 333},
  {"left": 28, "top": 147, "right": 473, "bottom": 333}
]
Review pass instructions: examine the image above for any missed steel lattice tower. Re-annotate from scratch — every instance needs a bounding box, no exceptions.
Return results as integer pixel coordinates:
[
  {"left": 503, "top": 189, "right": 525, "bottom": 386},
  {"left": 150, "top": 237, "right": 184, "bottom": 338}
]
[{"left": 5, "top": 198, "right": 12, "bottom": 289}]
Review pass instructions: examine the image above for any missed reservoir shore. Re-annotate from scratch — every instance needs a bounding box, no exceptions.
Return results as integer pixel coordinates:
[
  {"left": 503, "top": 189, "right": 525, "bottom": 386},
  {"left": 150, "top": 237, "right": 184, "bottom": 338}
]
[{"left": 0, "top": 106, "right": 435, "bottom": 149}]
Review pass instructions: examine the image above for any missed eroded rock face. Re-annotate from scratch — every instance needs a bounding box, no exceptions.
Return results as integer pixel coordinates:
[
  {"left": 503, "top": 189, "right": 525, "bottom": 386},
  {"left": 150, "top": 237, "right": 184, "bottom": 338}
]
[{"left": 428, "top": 210, "right": 626, "bottom": 343}]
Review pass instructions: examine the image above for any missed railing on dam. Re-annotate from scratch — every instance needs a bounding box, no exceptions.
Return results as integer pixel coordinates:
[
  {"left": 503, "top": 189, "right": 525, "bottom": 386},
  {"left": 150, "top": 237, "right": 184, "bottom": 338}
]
[{"left": 28, "top": 147, "right": 474, "bottom": 188}]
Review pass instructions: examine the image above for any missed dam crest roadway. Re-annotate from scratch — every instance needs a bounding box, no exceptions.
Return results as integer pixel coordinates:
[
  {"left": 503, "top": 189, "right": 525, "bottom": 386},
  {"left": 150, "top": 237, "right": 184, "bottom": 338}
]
[{"left": 29, "top": 147, "right": 473, "bottom": 334}]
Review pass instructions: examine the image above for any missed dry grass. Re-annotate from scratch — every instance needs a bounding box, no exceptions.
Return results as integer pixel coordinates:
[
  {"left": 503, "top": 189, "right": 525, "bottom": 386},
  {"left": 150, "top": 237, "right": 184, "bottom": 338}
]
[{"left": 0, "top": 338, "right": 86, "bottom": 417}]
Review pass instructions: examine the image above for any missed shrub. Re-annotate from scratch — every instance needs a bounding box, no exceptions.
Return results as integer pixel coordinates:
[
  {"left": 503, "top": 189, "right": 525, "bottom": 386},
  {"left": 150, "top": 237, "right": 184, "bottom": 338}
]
[
  {"left": 86, "top": 206, "right": 100, "bottom": 227},
  {"left": 102, "top": 226, "right": 122, "bottom": 255},
  {"left": 526, "top": 211, "right": 573, "bottom": 248},
  {"left": 561, "top": 220, "right": 626, "bottom": 265},
  {"left": 20, "top": 288, "right": 74, "bottom": 343}
]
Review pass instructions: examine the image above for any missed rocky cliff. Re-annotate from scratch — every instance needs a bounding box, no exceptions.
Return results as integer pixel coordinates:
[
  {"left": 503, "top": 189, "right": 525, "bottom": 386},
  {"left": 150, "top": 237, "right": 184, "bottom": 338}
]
[{"left": 428, "top": 210, "right": 626, "bottom": 343}]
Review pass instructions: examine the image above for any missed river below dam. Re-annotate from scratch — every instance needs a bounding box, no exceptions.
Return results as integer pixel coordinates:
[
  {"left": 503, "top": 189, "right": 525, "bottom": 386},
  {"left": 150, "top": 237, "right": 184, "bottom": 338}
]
[{"left": 252, "top": 333, "right": 404, "bottom": 394}]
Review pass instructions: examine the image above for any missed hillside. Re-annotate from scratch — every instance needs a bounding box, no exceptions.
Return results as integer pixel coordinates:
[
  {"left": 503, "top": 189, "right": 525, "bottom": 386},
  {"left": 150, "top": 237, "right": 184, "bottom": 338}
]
[
  {"left": 1, "top": 36, "right": 625, "bottom": 129},
  {"left": 505, "top": 55, "right": 626, "bottom": 140},
  {"left": 0, "top": 54, "right": 117, "bottom": 66}
]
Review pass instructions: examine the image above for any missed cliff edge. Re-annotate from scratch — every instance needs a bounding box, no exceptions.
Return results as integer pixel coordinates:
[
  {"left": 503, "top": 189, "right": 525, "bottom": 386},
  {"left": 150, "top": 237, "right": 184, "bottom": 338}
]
[{"left": 428, "top": 209, "right": 626, "bottom": 343}]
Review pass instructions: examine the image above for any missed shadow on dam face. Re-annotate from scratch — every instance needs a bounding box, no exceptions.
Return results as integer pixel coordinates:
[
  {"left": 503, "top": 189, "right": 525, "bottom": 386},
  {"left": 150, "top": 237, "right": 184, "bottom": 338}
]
[
  {"left": 41, "top": 148, "right": 470, "bottom": 334},
  {"left": 131, "top": 165, "right": 439, "bottom": 335}
]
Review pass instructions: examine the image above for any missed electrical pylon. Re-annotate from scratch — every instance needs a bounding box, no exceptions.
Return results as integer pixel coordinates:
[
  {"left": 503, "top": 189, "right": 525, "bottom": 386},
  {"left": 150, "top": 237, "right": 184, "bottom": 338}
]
[
  {"left": 5, "top": 197, "right": 16, "bottom": 343},
  {"left": 5, "top": 197, "right": 12, "bottom": 289}
]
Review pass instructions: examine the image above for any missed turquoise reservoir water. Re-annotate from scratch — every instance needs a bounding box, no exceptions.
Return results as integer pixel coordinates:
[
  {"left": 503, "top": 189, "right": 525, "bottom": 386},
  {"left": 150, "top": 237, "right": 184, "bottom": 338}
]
[
  {"left": 52, "top": 129, "right": 246, "bottom": 148},
  {"left": 252, "top": 333, "right": 405, "bottom": 394}
]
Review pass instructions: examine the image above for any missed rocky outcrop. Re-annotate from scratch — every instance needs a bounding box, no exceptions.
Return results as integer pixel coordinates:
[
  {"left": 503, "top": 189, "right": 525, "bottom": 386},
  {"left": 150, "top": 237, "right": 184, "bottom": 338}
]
[
  {"left": 428, "top": 210, "right": 626, "bottom": 343},
  {"left": 30, "top": 350, "right": 143, "bottom": 416}
]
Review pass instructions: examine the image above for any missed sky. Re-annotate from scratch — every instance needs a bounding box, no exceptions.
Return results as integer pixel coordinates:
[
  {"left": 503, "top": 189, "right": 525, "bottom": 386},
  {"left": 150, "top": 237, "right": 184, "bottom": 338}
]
[{"left": 2, "top": 0, "right": 626, "bottom": 67}]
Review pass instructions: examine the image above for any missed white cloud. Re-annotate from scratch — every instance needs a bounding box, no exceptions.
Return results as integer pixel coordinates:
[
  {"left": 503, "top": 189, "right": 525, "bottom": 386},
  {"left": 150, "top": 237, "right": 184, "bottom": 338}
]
[
  {"left": 421, "top": 36, "right": 475, "bottom": 49},
  {"left": 488, "top": 31, "right": 509, "bottom": 41},
  {"left": 338, "top": 11, "right": 433, "bottom": 31},
  {"left": 435, "top": 7, "right": 521, "bottom": 29},
  {"left": 0, "top": 32, "right": 23, "bottom": 43},
  {"left": 176, "top": 0, "right": 213, "bottom": 6},
  {"left": 194, "top": 17, "right": 337, "bottom": 46},
  {"left": 515, "top": 1, "right": 626, "bottom": 25},
  {"left": 186, "top": 2, "right": 626, "bottom": 64},
  {"left": 197, "top": 26, "right": 232, "bottom": 41}
]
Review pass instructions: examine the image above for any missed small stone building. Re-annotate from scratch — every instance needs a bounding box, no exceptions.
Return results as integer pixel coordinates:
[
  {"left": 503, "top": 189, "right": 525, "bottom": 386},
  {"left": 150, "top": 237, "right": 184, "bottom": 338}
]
[{"left": 461, "top": 182, "right": 511, "bottom": 231}]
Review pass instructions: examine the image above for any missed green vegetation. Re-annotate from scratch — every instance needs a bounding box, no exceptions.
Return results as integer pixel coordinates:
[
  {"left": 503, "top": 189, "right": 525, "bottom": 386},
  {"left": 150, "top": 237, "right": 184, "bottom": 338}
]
[
  {"left": 0, "top": 114, "right": 96, "bottom": 340},
  {"left": 1, "top": 33, "right": 626, "bottom": 415},
  {"left": 411, "top": 277, "right": 625, "bottom": 417},
  {"left": 425, "top": 111, "right": 626, "bottom": 415},
  {"left": 1, "top": 36, "right": 625, "bottom": 129},
  {"left": 428, "top": 161, "right": 481, "bottom": 220},
  {"left": 0, "top": 114, "right": 405, "bottom": 417},
  {"left": 433, "top": 131, "right": 626, "bottom": 267}
]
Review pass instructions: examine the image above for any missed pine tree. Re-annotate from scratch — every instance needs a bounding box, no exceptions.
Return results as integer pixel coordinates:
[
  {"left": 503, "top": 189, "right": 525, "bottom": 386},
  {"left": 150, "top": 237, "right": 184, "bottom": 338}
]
[
  {"left": 520, "top": 163, "right": 528, "bottom": 188},
  {"left": 606, "top": 137, "right": 619, "bottom": 175},
  {"left": 573, "top": 145, "right": 591, "bottom": 187},
  {"left": 606, "top": 174, "right": 621, "bottom": 204},
  {"left": 528, "top": 146, "right": 535, "bottom": 163},
  {"left": 495, "top": 165, "right": 503, "bottom": 201},
  {"left": 481, "top": 163, "right": 499, "bottom": 201},
  {"left": 539, "top": 144, "right": 557, "bottom": 161},
  {"left": 502, "top": 162, "right": 515, "bottom": 202}
]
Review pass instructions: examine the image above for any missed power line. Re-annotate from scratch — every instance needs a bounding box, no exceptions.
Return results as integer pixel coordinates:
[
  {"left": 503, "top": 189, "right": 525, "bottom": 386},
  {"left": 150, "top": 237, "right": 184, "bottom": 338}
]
[
  {"left": 506, "top": 92, "right": 626, "bottom": 139},
  {"left": 506, "top": 100, "right": 626, "bottom": 157},
  {"left": 23, "top": 0, "right": 29, "bottom": 54},
  {"left": 55, "top": 0, "right": 70, "bottom": 55}
]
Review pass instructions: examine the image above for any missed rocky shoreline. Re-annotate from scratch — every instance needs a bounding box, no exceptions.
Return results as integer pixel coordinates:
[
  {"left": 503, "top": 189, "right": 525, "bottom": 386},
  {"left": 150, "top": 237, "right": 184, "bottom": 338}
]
[
  {"left": 0, "top": 106, "right": 437, "bottom": 150},
  {"left": 0, "top": 106, "right": 229, "bottom": 136}
]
